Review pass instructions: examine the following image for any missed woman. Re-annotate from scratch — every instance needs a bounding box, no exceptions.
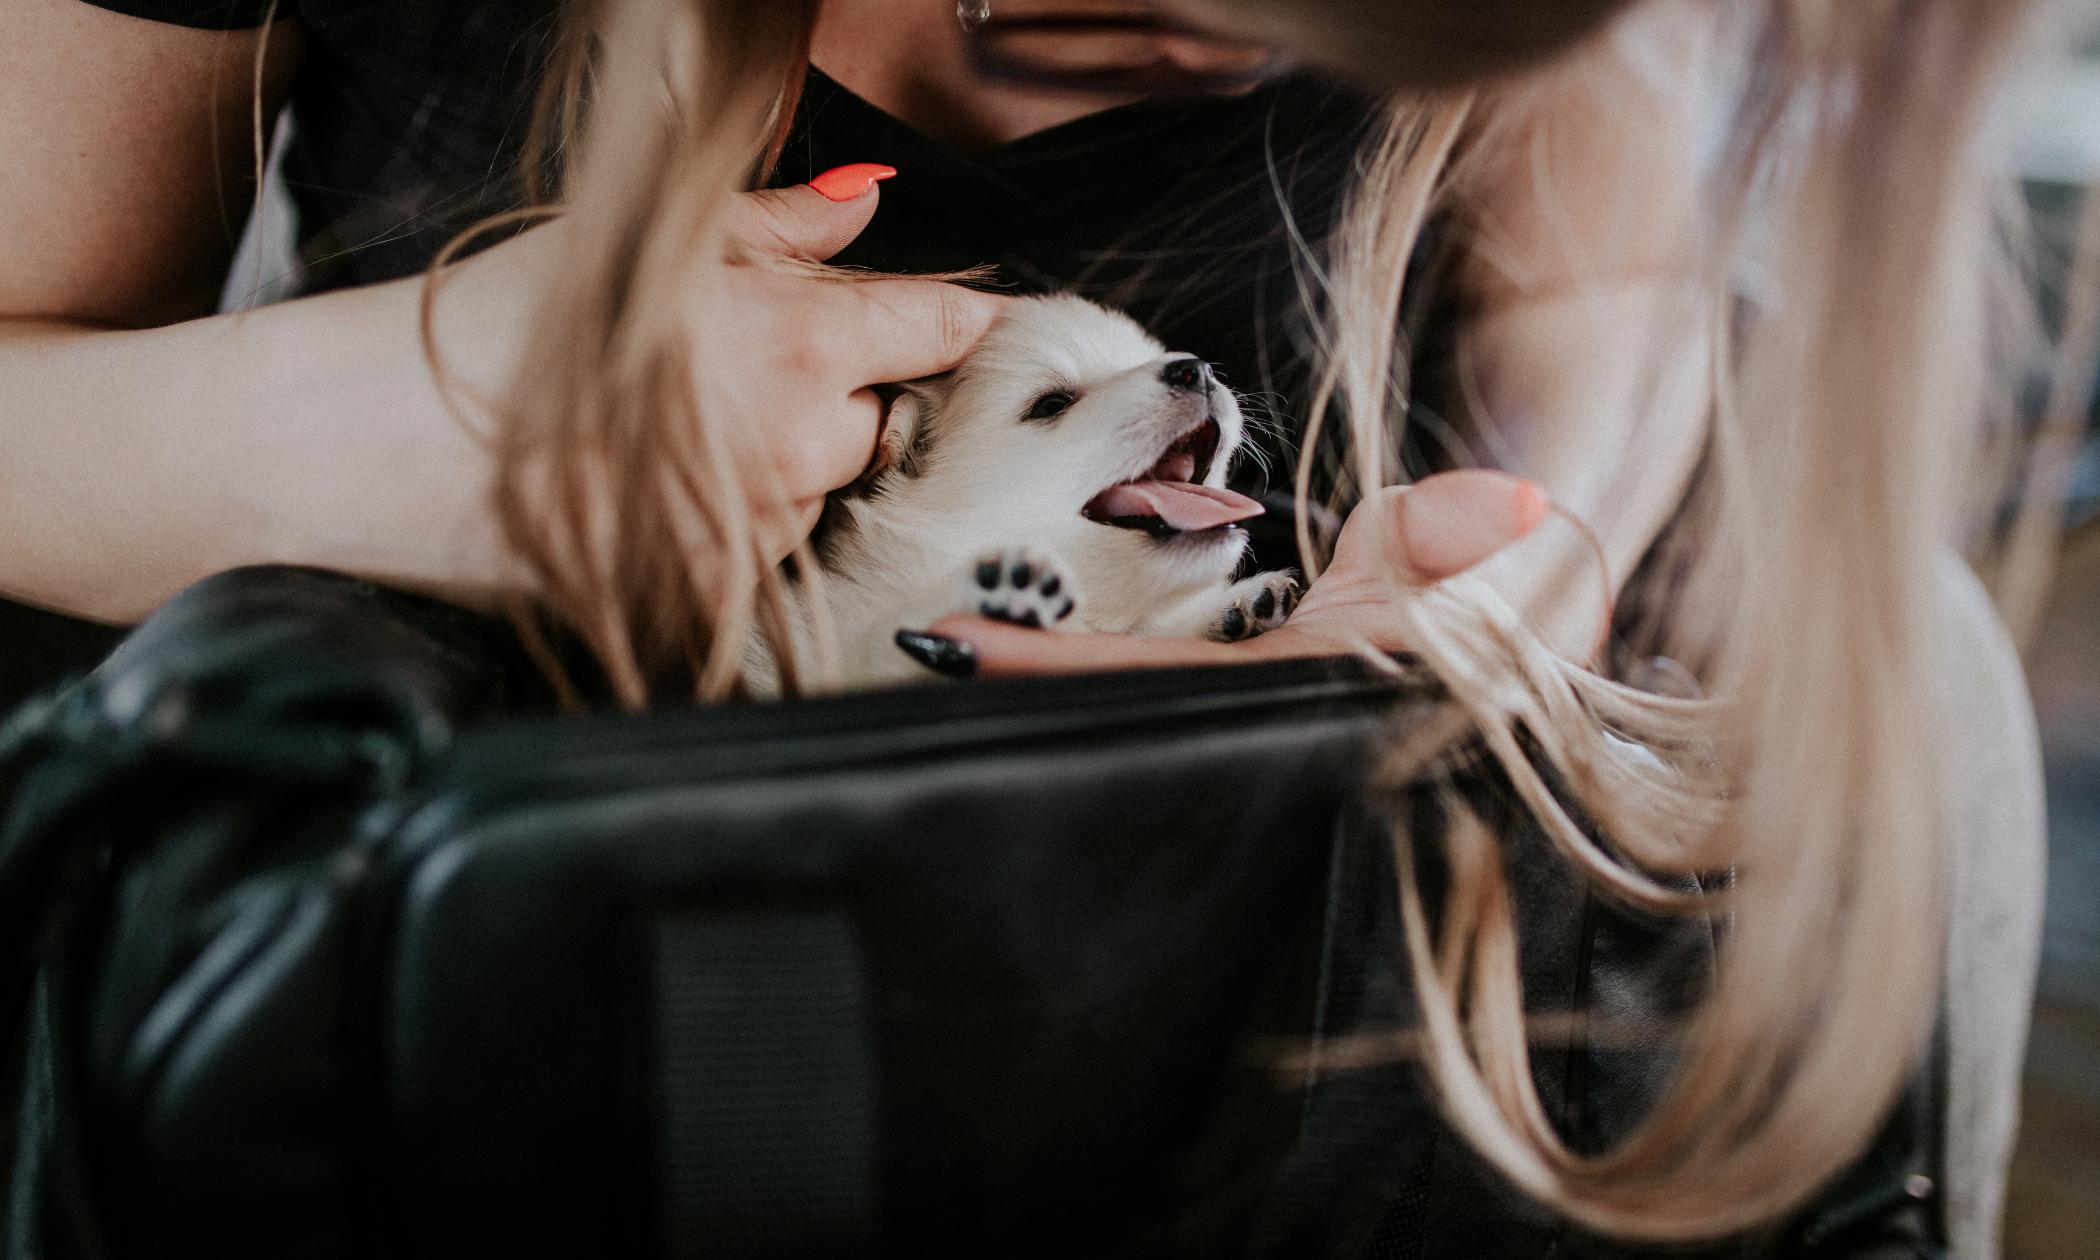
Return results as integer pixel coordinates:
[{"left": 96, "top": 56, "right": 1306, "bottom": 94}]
[{"left": 0, "top": 0, "right": 2040, "bottom": 1251}]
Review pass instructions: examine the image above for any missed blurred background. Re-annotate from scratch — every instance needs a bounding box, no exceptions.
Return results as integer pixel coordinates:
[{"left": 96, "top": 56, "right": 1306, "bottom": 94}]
[{"left": 1996, "top": 3, "right": 2100, "bottom": 1257}]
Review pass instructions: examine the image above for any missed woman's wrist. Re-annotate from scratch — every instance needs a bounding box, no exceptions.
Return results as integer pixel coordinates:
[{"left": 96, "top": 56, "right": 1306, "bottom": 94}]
[
  {"left": 232, "top": 226, "right": 565, "bottom": 604},
  {"left": 0, "top": 223, "right": 567, "bottom": 623}
]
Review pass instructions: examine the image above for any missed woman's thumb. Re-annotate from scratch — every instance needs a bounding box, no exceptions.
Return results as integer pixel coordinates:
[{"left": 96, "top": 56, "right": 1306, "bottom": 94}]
[
  {"left": 1353, "top": 470, "right": 1549, "bottom": 583},
  {"left": 736, "top": 164, "right": 896, "bottom": 261}
]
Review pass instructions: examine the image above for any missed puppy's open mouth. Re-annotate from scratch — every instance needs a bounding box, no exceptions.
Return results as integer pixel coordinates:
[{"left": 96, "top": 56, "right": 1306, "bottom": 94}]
[{"left": 1080, "top": 417, "right": 1265, "bottom": 538}]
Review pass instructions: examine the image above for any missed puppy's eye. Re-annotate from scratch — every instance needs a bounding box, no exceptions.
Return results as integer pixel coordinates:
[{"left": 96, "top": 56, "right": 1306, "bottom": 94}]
[{"left": 1025, "top": 390, "right": 1076, "bottom": 422}]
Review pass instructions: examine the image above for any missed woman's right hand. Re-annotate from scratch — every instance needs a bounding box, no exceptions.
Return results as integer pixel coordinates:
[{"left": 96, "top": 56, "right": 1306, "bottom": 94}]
[{"left": 698, "top": 170, "right": 1009, "bottom": 565}]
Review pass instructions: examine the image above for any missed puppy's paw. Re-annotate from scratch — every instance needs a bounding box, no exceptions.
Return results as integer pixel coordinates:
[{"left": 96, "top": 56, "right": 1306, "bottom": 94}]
[
  {"left": 960, "top": 548, "right": 1079, "bottom": 629},
  {"left": 1212, "top": 572, "right": 1298, "bottom": 641}
]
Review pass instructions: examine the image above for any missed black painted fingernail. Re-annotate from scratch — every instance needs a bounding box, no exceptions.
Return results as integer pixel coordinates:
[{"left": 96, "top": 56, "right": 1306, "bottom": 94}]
[{"left": 895, "top": 629, "right": 977, "bottom": 679}]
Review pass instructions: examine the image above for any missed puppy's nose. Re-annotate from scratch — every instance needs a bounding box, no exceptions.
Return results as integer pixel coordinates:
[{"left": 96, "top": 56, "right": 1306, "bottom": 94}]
[{"left": 1160, "top": 358, "right": 1212, "bottom": 394}]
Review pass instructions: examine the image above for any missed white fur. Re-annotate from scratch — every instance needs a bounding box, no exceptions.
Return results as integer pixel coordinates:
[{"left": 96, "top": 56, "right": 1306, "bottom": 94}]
[{"left": 762, "top": 295, "right": 1296, "bottom": 692}]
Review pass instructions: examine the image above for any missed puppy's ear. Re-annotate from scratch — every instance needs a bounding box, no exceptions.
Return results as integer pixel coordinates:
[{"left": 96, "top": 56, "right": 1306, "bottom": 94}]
[
  {"left": 879, "top": 391, "right": 924, "bottom": 479},
  {"left": 842, "top": 385, "right": 930, "bottom": 497}
]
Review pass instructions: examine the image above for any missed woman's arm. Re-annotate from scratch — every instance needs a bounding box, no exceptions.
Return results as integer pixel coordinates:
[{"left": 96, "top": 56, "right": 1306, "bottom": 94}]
[
  {"left": 0, "top": 0, "right": 1002, "bottom": 624},
  {"left": 1444, "top": 0, "right": 1715, "bottom": 660},
  {"left": 0, "top": 241, "right": 535, "bottom": 622}
]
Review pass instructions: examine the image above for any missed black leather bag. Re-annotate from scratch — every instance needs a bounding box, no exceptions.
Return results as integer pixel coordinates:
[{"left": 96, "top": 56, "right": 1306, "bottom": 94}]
[{"left": 0, "top": 568, "right": 1942, "bottom": 1260}]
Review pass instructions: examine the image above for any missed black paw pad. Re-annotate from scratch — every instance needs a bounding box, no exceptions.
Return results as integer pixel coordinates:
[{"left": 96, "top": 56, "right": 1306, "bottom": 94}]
[
  {"left": 965, "top": 549, "right": 1076, "bottom": 630},
  {"left": 1218, "top": 575, "right": 1298, "bottom": 642}
]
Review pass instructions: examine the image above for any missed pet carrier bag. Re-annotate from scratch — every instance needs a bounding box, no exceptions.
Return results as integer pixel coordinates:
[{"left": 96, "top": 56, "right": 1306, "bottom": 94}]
[{"left": 0, "top": 567, "right": 1941, "bottom": 1259}]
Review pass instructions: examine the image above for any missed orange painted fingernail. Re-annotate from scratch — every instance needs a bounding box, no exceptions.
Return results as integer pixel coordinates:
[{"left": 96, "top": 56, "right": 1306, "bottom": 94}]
[
  {"left": 810, "top": 163, "right": 897, "bottom": 201},
  {"left": 1511, "top": 478, "right": 1549, "bottom": 535}
]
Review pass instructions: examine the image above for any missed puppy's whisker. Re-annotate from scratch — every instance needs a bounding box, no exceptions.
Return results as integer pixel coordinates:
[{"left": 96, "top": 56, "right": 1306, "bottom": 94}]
[
  {"left": 1236, "top": 441, "right": 1275, "bottom": 480},
  {"left": 1228, "top": 396, "right": 1295, "bottom": 485}
]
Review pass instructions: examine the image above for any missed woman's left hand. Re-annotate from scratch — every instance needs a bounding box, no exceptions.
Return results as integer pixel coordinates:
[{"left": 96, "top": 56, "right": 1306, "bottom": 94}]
[{"left": 902, "top": 470, "right": 1546, "bottom": 679}]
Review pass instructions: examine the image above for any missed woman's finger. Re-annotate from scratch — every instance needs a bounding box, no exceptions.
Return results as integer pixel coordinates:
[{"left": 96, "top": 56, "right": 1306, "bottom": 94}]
[
  {"left": 752, "top": 381, "right": 889, "bottom": 505},
  {"left": 1338, "top": 471, "right": 1550, "bottom": 586},
  {"left": 731, "top": 172, "right": 1009, "bottom": 387},
  {"left": 733, "top": 170, "right": 893, "bottom": 261},
  {"left": 905, "top": 619, "right": 1252, "bottom": 679},
  {"left": 744, "top": 274, "right": 1004, "bottom": 501},
  {"left": 836, "top": 277, "right": 1011, "bottom": 385}
]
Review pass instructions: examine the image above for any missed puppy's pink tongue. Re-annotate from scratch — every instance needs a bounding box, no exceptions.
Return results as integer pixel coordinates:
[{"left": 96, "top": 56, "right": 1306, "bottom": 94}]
[{"left": 1086, "top": 481, "right": 1265, "bottom": 531}]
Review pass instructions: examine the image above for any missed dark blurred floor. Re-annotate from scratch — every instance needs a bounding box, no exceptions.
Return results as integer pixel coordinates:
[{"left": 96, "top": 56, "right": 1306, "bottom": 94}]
[{"left": 2004, "top": 514, "right": 2100, "bottom": 1260}]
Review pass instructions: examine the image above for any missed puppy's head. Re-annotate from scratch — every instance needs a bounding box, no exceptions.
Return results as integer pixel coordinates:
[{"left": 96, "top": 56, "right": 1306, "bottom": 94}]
[{"left": 873, "top": 295, "right": 1263, "bottom": 580}]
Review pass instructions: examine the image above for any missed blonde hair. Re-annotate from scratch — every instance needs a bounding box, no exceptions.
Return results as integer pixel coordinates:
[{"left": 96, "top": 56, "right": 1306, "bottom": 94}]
[
  {"left": 1307, "top": 0, "right": 2031, "bottom": 1238},
  {"left": 481, "top": 0, "right": 819, "bottom": 706},
  {"left": 439, "top": 0, "right": 2033, "bottom": 1241}
]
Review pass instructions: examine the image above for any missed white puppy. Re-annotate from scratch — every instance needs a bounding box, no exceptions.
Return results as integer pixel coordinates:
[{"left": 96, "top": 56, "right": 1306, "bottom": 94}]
[{"left": 772, "top": 294, "right": 1299, "bottom": 690}]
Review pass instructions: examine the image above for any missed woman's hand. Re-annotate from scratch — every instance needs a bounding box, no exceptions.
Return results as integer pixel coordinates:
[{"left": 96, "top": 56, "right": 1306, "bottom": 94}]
[
  {"left": 898, "top": 470, "right": 1547, "bottom": 678},
  {"left": 701, "top": 170, "right": 1010, "bottom": 565}
]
